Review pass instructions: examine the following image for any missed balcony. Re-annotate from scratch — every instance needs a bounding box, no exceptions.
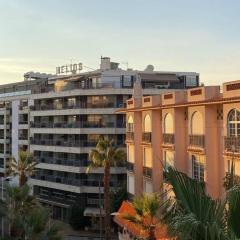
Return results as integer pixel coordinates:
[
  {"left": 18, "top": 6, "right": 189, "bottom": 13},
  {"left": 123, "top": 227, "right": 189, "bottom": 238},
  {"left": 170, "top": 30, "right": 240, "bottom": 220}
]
[
  {"left": 189, "top": 135, "right": 205, "bottom": 148},
  {"left": 143, "top": 166, "right": 152, "bottom": 178},
  {"left": 162, "top": 133, "right": 175, "bottom": 145},
  {"left": 126, "top": 132, "right": 134, "bottom": 141},
  {"left": 142, "top": 132, "right": 151, "bottom": 143},
  {"left": 31, "top": 102, "right": 118, "bottom": 111},
  {"left": 31, "top": 121, "right": 117, "bottom": 129},
  {"left": 37, "top": 157, "right": 89, "bottom": 167},
  {"left": 30, "top": 139, "right": 97, "bottom": 148},
  {"left": 224, "top": 136, "right": 240, "bottom": 152},
  {"left": 126, "top": 162, "right": 134, "bottom": 172}
]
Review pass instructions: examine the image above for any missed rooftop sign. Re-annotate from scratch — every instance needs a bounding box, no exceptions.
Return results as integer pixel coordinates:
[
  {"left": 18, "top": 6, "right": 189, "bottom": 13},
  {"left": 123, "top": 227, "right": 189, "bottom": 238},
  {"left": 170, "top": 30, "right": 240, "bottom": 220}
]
[{"left": 56, "top": 63, "right": 83, "bottom": 75}]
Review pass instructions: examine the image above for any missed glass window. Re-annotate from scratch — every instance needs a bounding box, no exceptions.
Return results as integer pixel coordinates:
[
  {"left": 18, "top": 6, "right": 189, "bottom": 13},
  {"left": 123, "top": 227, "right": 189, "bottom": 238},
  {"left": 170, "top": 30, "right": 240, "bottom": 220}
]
[
  {"left": 143, "top": 148, "right": 152, "bottom": 168},
  {"left": 127, "top": 145, "right": 135, "bottom": 163},
  {"left": 127, "top": 174, "right": 135, "bottom": 194},
  {"left": 144, "top": 114, "right": 151, "bottom": 132},
  {"left": 191, "top": 111, "right": 204, "bottom": 135},
  {"left": 164, "top": 113, "right": 173, "bottom": 133},
  {"left": 228, "top": 109, "right": 240, "bottom": 137},
  {"left": 192, "top": 155, "right": 205, "bottom": 182},
  {"left": 143, "top": 179, "right": 153, "bottom": 194},
  {"left": 164, "top": 151, "right": 174, "bottom": 169},
  {"left": 127, "top": 115, "right": 134, "bottom": 132}
]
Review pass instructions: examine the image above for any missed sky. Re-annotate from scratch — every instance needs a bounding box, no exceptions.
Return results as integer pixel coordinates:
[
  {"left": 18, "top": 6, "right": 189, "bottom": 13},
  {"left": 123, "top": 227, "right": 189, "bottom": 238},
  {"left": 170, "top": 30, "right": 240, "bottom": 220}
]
[{"left": 0, "top": 0, "right": 240, "bottom": 85}]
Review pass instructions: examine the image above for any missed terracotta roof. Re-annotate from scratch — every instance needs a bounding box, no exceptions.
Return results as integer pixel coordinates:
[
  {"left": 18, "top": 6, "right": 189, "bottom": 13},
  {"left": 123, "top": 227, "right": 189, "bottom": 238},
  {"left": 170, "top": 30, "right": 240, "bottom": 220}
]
[{"left": 114, "top": 201, "right": 172, "bottom": 240}]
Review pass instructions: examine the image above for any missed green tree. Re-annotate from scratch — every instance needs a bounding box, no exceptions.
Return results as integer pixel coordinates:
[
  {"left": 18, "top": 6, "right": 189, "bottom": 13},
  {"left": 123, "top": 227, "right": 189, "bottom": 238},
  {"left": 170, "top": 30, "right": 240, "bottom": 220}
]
[
  {"left": 124, "top": 193, "right": 161, "bottom": 240},
  {"left": 88, "top": 137, "right": 126, "bottom": 240},
  {"left": 6, "top": 151, "right": 37, "bottom": 187},
  {"left": 0, "top": 185, "right": 62, "bottom": 240},
  {"left": 163, "top": 167, "right": 240, "bottom": 240}
]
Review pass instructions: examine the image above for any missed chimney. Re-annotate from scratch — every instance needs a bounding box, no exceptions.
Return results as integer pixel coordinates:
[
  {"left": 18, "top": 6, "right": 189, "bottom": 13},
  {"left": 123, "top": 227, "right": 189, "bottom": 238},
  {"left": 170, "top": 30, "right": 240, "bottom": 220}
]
[{"left": 100, "top": 57, "right": 111, "bottom": 70}]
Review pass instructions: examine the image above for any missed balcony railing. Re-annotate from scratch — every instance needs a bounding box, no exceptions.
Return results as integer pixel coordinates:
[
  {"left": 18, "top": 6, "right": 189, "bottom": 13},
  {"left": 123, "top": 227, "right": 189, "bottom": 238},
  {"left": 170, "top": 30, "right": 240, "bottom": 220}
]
[
  {"left": 224, "top": 136, "right": 240, "bottom": 152},
  {"left": 189, "top": 134, "right": 205, "bottom": 148},
  {"left": 127, "top": 162, "right": 134, "bottom": 172},
  {"left": 143, "top": 166, "right": 152, "bottom": 178},
  {"left": 31, "top": 102, "right": 119, "bottom": 111},
  {"left": 162, "top": 133, "right": 175, "bottom": 145},
  {"left": 142, "top": 132, "right": 152, "bottom": 143},
  {"left": 31, "top": 139, "right": 125, "bottom": 148},
  {"left": 36, "top": 157, "right": 89, "bottom": 167},
  {"left": 126, "top": 132, "right": 134, "bottom": 141},
  {"left": 31, "top": 121, "right": 119, "bottom": 128}
]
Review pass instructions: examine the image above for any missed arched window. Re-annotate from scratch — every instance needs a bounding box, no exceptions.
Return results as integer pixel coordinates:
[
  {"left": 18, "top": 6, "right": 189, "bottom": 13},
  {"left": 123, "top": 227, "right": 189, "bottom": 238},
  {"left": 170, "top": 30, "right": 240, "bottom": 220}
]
[
  {"left": 228, "top": 109, "right": 240, "bottom": 136},
  {"left": 191, "top": 111, "right": 204, "bottom": 135},
  {"left": 127, "top": 115, "right": 134, "bottom": 132},
  {"left": 144, "top": 114, "right": 151, "bottom": 132},
  {"left": 164, "top": 113, "right": 173, "bottom": 133}
]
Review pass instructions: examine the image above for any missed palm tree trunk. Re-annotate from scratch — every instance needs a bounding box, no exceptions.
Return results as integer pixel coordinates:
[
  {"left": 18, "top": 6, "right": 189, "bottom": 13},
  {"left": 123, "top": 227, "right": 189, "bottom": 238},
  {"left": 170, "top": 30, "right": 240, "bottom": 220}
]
[
  {"left": 19, "top": 174, "right": 26, "bottom": 187},
  {"left": 104, "top": 161, "right": 111, "bottom": 240}
]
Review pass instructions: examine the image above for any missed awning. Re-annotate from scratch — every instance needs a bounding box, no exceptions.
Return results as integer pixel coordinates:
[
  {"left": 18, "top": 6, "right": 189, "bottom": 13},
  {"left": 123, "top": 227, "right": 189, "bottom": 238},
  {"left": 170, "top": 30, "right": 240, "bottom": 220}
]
[
  {"left": 84, "top": 207, "right": 105, "bottom": 217},
  {"left": 114, "top": 201, "right": 173, "bottom": 240}
]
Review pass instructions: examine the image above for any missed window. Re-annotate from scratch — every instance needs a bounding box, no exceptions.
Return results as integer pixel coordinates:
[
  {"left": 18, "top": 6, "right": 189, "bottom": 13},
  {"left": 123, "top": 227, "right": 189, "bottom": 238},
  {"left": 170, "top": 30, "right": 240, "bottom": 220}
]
[
  {"left": 143, "top": 148, "right": 152, "bottom": 167},
  {"left": 127, "top": 145, "right": 134, "bottom": 163},
  {"left": 122, "top": 75, "right": 133, "bottom": 88},
  {"left": 164, "top": 151, "right": 174, "bottom": 169},
  {"left": 143, "top": 179, "right": 153, "bottom": 194},
  {"left": 144, "top": 114, "right": 151, "bottom": 132},
  {"left": 191, "top": 111, "right": 204, "bottom": 134},
  {"left": 227, "top": 109, "right": 240, "bottom": 136},
  {"left": 164, "top": 113, "right": 173, "bottom": 133},
  {"left": 127, "top": 115, "right": 134, "bottom": 132},
  {"left": 192, "top": 155, "right": 205, "bottom": 181},
  {"left": 127, "top": 174, "right": 135, "bottom": 194}
]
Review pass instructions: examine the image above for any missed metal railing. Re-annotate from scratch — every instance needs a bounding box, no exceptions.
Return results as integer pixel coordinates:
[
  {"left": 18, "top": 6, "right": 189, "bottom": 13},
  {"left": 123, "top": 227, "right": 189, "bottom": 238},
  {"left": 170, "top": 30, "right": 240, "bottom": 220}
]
[
  {"left": 31, "top": 101, "right": 120, "bottom": 111},
  {"left": 142, "top": 132, "right": 152, "bottom": 143},
  {"left": 189, "top": 134, "right": 205, "bottom": 148},
  {"left": 224, "top": 136, "right": 240, "bottom": 152},
  {"left": 143, "top": 166, "right": 152, "bottom": 178},
  {"left": 37, "top": 157, "right": 89, "bottom": 167},
  {"left": 30, "top": 139, "right": 97, "bottom": 147},
  {"left": 162, "top": 133, "right": 175, "bottom": 144},
  {"left": 126, "top": 132, "right": 134, "bottom": 141},
  {"left": 31, "top": 121, "right": 119, "bottom": 128}
]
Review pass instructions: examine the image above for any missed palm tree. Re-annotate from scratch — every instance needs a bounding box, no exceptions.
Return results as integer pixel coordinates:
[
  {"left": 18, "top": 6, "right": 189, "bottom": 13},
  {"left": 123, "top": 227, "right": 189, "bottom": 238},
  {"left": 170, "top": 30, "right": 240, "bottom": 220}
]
[
  {"left": 0, "top": 184, "right": 62, "bottom": 240},
  {"left": 123, "top": 193, "right": 161, "bottom": 240},
  {"left": 163, "top": 166, "right": 240, "bottom": 240},
  {"left": 6, "top": 150, "right": 37, "bottom": 187},
  {"left": 89, "top": 137, "right": 126, "bottom": 240}
]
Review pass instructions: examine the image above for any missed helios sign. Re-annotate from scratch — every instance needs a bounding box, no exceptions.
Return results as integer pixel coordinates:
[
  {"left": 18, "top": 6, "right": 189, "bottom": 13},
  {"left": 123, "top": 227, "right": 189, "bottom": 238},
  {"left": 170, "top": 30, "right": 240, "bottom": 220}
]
[{"left": 56, "top": 63, "right": 83, "bottom": 75}]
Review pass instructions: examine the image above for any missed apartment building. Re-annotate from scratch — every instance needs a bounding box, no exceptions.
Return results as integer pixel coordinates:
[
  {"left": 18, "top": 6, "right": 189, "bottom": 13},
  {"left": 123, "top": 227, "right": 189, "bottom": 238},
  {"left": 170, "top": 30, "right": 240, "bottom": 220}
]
[
  {"left": 0, "top": 57, "right": 199, "bottom": 223},
  {"left": 123, "top": 79, "right": 240, "bottom": 203}
]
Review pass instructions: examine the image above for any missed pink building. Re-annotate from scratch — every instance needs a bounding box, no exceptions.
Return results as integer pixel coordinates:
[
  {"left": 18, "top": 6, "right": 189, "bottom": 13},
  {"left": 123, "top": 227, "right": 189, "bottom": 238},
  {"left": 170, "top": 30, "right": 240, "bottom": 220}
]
[{"left": 122, "top": 80, "right": 240, "bottom": 200}]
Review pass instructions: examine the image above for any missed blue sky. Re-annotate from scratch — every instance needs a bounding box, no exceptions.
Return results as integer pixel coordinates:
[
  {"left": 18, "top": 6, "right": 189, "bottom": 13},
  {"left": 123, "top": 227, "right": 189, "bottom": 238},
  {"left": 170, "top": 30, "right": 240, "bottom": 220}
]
[{"left": 0, "top": 0, "right": 240, "bottom": 85}]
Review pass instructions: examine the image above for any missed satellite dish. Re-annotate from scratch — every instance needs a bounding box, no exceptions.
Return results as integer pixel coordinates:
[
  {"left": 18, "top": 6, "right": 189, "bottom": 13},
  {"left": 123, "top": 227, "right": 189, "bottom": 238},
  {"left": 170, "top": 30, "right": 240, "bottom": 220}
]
[{"left": 145, "top": 65, "right": 154, "bottom": 71}]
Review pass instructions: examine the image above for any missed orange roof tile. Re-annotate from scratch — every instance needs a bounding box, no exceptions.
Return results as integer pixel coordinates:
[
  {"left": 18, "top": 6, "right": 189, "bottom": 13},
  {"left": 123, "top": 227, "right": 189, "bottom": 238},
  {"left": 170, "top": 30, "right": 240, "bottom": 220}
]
[{"left": 114, "top": 201, "right": 173, "bottom": 240}]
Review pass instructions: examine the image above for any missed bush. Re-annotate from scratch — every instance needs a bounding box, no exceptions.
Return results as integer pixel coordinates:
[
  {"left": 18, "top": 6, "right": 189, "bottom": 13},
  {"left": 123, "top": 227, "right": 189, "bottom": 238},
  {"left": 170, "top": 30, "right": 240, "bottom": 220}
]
[{"left": 69, "top": 205, "right": 90, "bottom": 230}]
